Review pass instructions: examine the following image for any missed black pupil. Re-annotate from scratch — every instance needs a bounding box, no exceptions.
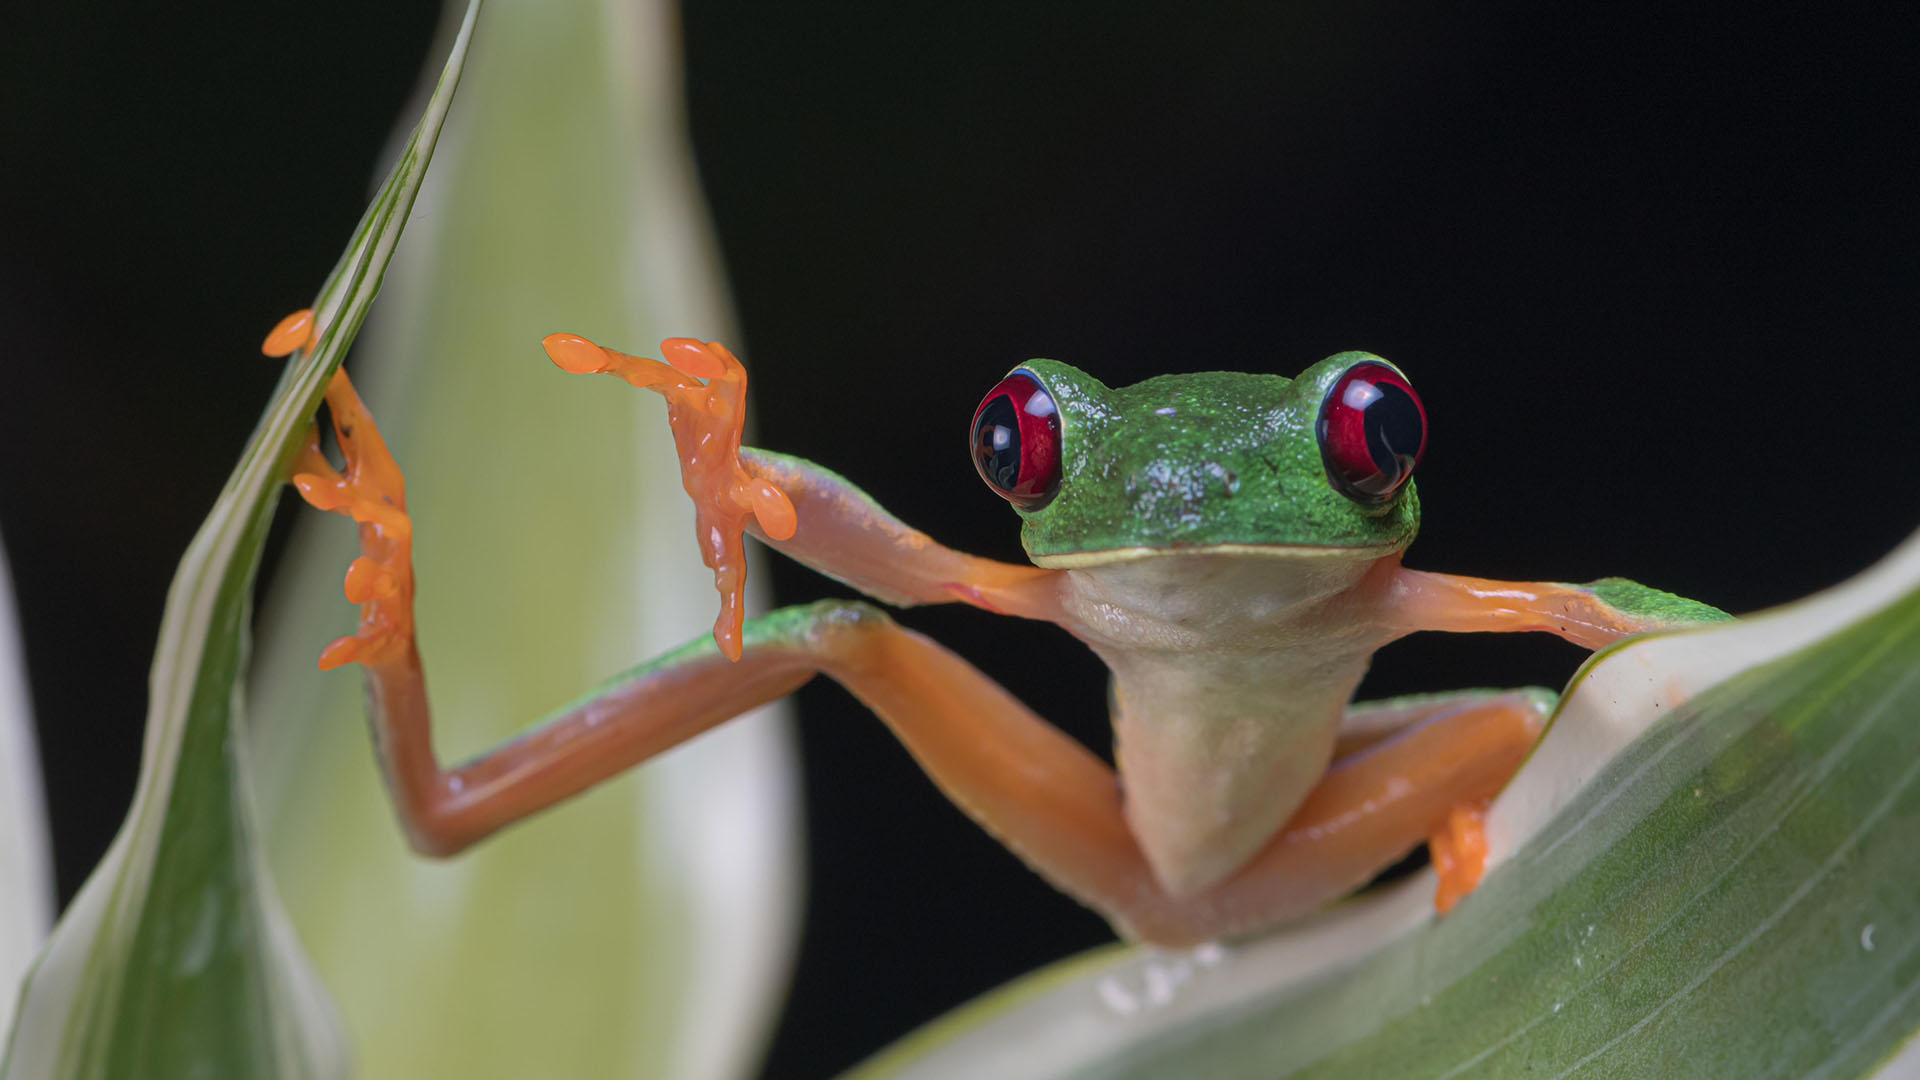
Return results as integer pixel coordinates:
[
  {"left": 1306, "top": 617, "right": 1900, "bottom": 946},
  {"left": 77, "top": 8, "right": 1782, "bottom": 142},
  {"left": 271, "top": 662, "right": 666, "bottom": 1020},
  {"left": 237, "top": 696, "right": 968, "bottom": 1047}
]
[
  {"left": 975, "top": 394, "right": 1022, "bottom": 491},
  {"left": 1362, "top": 381, "right": 1422, "bottom": 489}
]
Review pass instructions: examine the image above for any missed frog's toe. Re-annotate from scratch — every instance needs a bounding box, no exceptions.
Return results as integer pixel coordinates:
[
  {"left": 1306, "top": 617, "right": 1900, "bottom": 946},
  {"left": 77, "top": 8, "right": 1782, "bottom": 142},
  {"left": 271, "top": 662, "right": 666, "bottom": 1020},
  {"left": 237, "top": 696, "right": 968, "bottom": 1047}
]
[
  {"left": 262, "top": 308, "right": 318, "bottom": 357},
  {"left": 542, "top": 332, "right": 611, "bottom": 375},
  {"left": 659, "top": 337, "right": 729, "bottom": 379},
  {"left": 1429, "top": 799, "right": 1491, "bottom": 913},
  {"left": 736, "top": 476, "right": 797, "bottom": 541},
  {"left": 290, "top": 467, "right": 348, "bottom": 512}
]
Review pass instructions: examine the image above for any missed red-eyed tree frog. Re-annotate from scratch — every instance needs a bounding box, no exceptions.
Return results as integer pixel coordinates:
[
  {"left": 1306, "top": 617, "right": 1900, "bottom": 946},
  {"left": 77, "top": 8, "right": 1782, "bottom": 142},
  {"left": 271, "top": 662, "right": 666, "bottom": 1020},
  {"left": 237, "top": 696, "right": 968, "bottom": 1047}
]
[{"left": 267, "top": 312, "right": 1727, "bottom": 946}]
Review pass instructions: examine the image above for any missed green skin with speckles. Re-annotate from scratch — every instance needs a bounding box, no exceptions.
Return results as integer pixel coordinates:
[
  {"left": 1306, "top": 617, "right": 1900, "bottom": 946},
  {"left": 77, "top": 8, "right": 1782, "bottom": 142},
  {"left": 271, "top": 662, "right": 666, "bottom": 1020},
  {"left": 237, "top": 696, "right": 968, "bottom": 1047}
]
[
  {"left": 1014, "top": 352, "right": 1418, "bottom": 557},
  {"left": 1586, "top": 577, "right": 1731, "bottom": 626}
]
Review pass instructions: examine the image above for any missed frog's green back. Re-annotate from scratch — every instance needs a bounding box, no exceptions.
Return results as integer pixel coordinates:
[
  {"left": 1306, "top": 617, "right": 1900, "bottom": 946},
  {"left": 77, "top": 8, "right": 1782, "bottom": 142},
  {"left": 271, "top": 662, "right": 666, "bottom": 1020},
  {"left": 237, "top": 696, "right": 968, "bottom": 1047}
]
[{"left": 1013, "top": 353, "right": 1420, "bottom": 560}]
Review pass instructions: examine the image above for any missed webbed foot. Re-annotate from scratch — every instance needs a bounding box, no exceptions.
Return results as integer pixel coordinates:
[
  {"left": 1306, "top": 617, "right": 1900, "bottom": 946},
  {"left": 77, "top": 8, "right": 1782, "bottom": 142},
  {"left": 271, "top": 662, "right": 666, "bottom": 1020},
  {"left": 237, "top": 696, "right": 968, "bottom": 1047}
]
[
  {"left": 283, "top": 363, "right": 416, "bottom": 672},
  {"left": 541, "top": 333, "right": 796, "bottom": 661}
]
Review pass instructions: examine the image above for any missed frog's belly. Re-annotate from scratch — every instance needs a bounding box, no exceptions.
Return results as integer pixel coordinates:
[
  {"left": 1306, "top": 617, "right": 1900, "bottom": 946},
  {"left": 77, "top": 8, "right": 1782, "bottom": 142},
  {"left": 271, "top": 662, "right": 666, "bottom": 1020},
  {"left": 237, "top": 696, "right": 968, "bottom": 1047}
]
[
  {"left": 1108, "top": 650, "right": 1370, "bottom": 897},
  {"left": 1057, "top": 552, "right": 1392, "bottom": 897}
]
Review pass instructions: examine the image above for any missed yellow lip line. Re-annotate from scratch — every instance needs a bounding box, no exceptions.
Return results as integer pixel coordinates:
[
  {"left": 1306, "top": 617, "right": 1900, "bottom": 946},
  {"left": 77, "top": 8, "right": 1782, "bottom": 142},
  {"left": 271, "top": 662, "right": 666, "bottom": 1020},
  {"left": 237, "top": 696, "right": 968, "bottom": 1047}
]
[{"left": 1029, "top": 541, "right": 1406, "bottom": 570}]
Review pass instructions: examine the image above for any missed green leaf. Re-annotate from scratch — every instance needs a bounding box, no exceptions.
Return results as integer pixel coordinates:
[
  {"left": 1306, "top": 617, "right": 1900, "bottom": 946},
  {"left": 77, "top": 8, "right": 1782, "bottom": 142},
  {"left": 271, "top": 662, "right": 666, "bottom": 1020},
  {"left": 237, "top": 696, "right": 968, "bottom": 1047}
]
[
  {"left": 0, "top": 5, "right": 480, "bottom": 1075},
  {"left": 0, "top": 531, "right": 53, "bottom": 1041},
  {"left": 245, "top": 0, "right": 800, "bottom": 1076},
  {"left": 852, "top": 529, "right": 1920, "bottom": 1079}
]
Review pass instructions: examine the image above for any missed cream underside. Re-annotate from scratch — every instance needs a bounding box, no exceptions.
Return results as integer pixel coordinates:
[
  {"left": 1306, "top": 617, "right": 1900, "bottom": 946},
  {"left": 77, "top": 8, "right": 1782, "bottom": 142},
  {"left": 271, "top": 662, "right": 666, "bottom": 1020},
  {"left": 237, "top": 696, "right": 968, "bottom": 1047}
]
[{"left": 1049, "top": 545, "right": 1404, "bottom": 896}]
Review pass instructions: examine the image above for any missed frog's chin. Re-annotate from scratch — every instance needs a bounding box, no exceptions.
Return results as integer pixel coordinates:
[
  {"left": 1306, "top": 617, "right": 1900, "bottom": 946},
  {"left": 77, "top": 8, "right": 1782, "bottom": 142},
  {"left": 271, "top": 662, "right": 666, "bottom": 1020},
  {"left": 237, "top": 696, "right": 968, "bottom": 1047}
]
[{"left": 1028, "top": 540, "right": 1406, "bottom": 570}]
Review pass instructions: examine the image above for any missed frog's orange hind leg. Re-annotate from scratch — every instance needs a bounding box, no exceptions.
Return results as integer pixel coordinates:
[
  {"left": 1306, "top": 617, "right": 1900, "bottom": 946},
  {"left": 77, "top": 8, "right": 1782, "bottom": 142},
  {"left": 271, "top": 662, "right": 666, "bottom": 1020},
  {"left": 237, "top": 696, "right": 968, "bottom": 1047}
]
[
  {"left": 283, "top": 360, "right": 1091, "bottom": 858},
  {"left": 1332, "top": 688, "right": 1547, "bottom": 757},
  {"left": 1336, "top": 690, "right": 1554, "bottom": 911},
  {"left": 1118, "top": 691, "right": 1546, "bottom": 943},
  {"left": 284, "top": 362, "right": 811, "bottom": 852}
]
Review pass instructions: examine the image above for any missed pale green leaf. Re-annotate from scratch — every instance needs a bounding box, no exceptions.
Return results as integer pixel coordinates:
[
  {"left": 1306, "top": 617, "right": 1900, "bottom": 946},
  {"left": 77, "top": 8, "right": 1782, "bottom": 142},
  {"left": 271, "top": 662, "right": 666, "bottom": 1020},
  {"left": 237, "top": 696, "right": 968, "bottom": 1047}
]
[
  {"left": 854, "top": 527, "right": 1920, "bottom": 1079},
  {"left": 247, "top": 0, "right": 800, "bottom": 1077},
  {"left": 0, "top": 531, "right": 53, "bottom": 1041},
  {"left": 0, "top": 5, "right": 480, "bottom": 1075}
]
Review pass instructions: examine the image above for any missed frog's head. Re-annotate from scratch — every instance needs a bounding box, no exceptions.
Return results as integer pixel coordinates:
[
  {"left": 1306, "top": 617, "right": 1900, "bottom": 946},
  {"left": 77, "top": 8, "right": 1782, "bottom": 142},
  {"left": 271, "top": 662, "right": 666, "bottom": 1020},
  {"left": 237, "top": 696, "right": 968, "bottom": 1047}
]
[{"left": 969, "top": 352, "right": 1425, "bottom": 566}]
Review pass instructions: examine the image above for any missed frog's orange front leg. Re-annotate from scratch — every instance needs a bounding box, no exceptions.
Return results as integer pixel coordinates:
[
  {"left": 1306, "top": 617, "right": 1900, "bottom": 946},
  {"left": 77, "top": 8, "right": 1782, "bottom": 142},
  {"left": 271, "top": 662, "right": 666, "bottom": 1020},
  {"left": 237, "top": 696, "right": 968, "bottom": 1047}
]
[
  {"left": 541, "top": 333, "right": 1067, "bottom": 625},
  {"left": 1366, "top": 564, "right": 1730, "bottom": 910},
  {"left": 1384, "top": 566, "right": 1731, "bottom": 650}
]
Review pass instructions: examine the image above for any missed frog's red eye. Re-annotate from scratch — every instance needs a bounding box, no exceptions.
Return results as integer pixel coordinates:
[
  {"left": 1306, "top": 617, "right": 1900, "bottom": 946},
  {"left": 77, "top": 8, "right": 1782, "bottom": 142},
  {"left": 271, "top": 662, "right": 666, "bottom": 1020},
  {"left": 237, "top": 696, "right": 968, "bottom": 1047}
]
[
  {"left": 971, "top": 371, "right": 1061, "bottom": 510},
  {"left": 1317, "top": 361, "right": 1427, "bottom": 505}
]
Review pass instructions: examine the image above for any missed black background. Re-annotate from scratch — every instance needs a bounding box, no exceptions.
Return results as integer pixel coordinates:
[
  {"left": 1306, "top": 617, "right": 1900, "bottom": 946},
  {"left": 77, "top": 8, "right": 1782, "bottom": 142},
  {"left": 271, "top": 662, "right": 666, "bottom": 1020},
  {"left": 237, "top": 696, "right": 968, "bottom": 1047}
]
[{"left": 3, "top": 3, "right": 1917, "bottom": 1077}]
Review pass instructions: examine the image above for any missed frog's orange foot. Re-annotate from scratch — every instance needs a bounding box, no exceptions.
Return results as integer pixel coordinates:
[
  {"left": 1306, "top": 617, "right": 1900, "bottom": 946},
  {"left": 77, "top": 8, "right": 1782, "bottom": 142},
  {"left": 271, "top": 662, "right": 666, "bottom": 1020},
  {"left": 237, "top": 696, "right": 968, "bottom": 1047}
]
[
  {"left": 262, "top": 308, "right": 318, "bottom": 357},
  {"left": 290, "top": 368, "right": 416, "bottom": 672},
  {"left": 541, "top": 332, "right": 796, "bottom": 662},
  {"left": 1428, "top": 799, "right": 1491, "bottom": 913}
]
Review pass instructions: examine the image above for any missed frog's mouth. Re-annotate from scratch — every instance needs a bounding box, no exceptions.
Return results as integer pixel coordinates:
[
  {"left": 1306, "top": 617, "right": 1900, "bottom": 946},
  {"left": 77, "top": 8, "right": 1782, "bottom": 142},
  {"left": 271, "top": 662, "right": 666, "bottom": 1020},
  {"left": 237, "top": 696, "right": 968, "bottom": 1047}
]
[{"left": 1029, "top": 540, "right": 1407, "bottom": 570}]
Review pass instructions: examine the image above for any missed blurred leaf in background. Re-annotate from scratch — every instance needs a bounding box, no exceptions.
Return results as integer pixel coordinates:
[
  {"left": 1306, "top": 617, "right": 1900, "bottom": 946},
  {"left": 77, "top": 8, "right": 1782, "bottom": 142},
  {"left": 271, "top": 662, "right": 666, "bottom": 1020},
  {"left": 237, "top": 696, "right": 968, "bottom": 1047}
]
[
  {"left": 855, "top": 528, "right": 1920, "bottom": 1079},
  {"left": 0, "top": 531, "right": 53, "bottom": 1043},
  {"left": 0, "top": 5, "right": 481, "bottom": 1074},
  {"left": 248, "top": 0, "right": 801, "bottom": 1077}
]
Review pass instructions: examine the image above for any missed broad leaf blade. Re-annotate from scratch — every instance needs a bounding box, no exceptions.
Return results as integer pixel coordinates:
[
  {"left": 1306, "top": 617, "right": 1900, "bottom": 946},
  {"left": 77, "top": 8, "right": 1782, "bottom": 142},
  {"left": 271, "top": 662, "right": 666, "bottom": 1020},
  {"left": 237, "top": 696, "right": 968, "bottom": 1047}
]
[
  {"left": 0, "top": 5, "right": 480, "bottom": 1075},
  {"left": 854, "top": 528, "right": 1920, "bottom": 1079},
  {"left": 247, "top": 0, "right": 800, "bottom": 1076}
]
